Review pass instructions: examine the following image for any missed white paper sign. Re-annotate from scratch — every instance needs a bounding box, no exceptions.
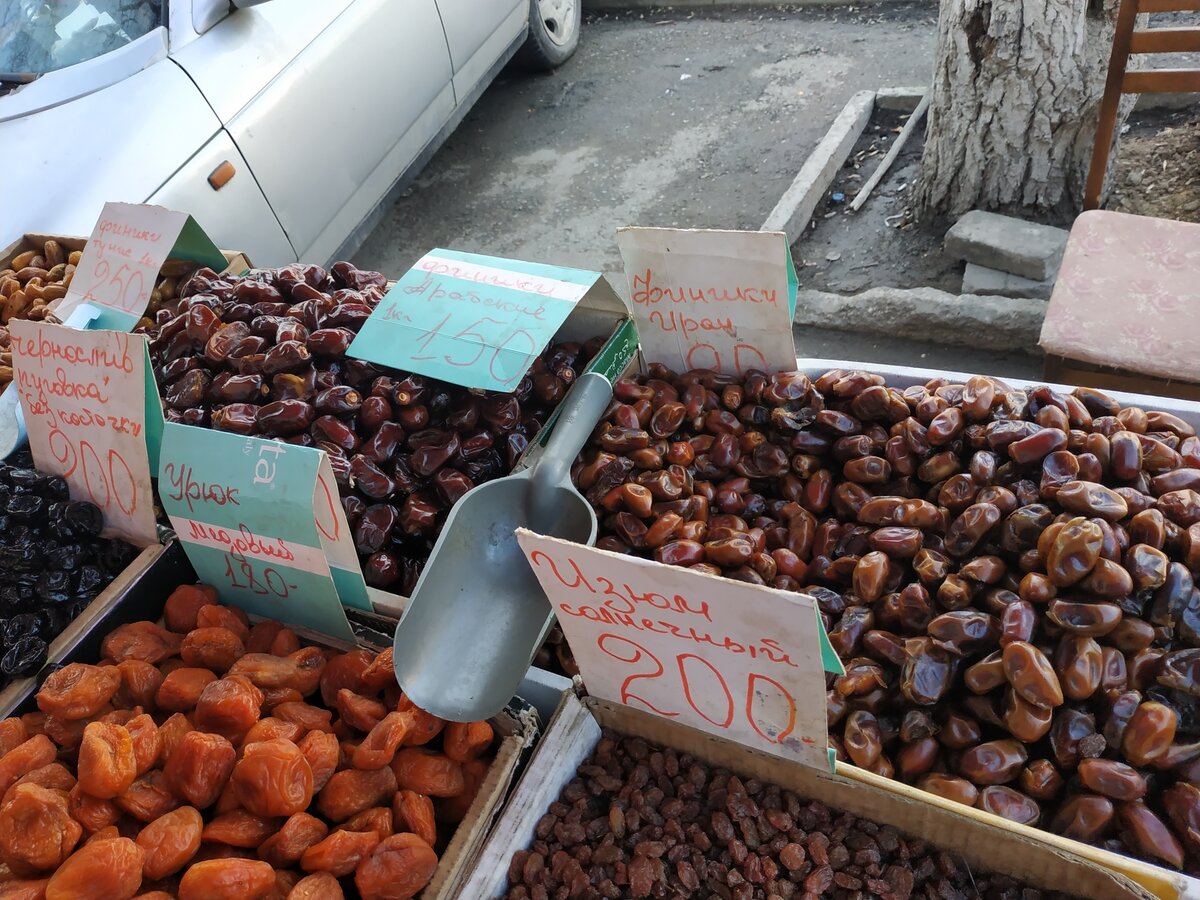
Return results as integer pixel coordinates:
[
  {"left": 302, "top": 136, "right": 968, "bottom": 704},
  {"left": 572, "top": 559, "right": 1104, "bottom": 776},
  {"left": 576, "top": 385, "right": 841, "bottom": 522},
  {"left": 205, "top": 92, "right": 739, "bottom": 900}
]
[
  {"left": 517, "top": 529, "right": 831, "bottom": 768},
  {"left": 616, "top": 227, "right": 797, "bottom": 375}
]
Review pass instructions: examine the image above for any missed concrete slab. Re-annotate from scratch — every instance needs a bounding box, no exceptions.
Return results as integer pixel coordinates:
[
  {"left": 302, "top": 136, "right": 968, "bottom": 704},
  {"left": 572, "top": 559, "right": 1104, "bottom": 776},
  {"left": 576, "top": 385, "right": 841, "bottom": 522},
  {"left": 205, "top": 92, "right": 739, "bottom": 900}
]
[
  {"left": 944, "top": 210, "right": 1068, "bottom": 281},
  {"left": 962, "top": 263, "right": 1054, "bottom": 301}
]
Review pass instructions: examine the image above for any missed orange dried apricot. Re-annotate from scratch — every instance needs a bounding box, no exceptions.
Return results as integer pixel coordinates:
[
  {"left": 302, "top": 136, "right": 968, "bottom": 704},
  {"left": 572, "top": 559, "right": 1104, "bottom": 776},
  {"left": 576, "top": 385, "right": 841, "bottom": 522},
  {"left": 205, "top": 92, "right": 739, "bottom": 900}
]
[
  {"left": 0, "top": 783, "right": 81, "bottom": 871},
  {"left": 390, "top": 748, "right": 464, "bottom": 798},
  {"left": 443, "top": 721, "right": 494, "bottom": 763},
  {"left": 318, "top": 651, "right": 372, "bottom": 708},
  {"left": 124, "top": 715, "right": 159, "bottom": 778},
  {"left": 163, "top": 584, "right": 217, "bottom": 633},
  {"left": 68, "top": 784, "right": 120, "bottom": 833},
  {"left": 269, "top": 628, "right": 301, "bottom": 657},
  {"left": 0, "top": 877, "right": 51, "bottom": 899},
  {"left": 231, "top": 739, "right": 313, "bottom": 818},
  {"left": 114, "top": 661, "right": 163, "bottom": 712},
  {"left": 393, "top": 790, "right": 437, "bottom": 848},
  {"left": 202, "top": 810, "right": 279, "bottom": 848},
  {"left": 0, "top": 737, "right": 56, "bottom": 797},
  {"left": 316, "top": 767, "right": 396, "bottom": 823},
  {"left": 274, "top": 703, "right": 333, "bottom": 735},
  {"left": 358, "top": 649, "right": 397, "bottom": 694},
  {"left": 115, "top": 771, "right": 180, "bottom": 823},
  {"left": 177, "top": 858, "right": 274, "bottom": 900},
  {"left": 287, "top": 871, "right": 344, "bottom": 899},
  {"left": 42, "top": 713, "right": 94, "bottom": 751},
  {"left": 193, "top": 675, "right": 264, "bottom": 743},
  {"left": 0, "top": 720, "right": 27, "bottom": 758},
  {"left": 45, "top": 836, "right": 144, "bottom": 900},
  {"left": 337, "top": 806, "right": 392, "bottom": 841},
  {"left": 395, "top": 701, "right": 443, "bottom": 748},
  {"left": 354, "top": 832, "right": 438, "bottom": 900},
  {"left": 36, "top": 665, "right": 121, "bottom": 720},
  {"left": 240, "top": 717, "right": 303, "bottom": 749},
  {"left": 101, "top": 622, "right": 182, "bottom": 666},
  {"left": 257, "top": 812, "right": 328, "bottom": 868},
  {"left": 297, "top": 731, "right": 339, "bottom": 794},
  {"left": 335, "top": 690, "right": 386, "bottom": 733},
  {"left": 352, "top": 713, "right": 409, "bottom": 771},
  {"left": 163, "top": 731, "right": 235, "bottom": 809},
  {"left": 195, "top": 605, "right": 251, "bottom": 644},
  {"left": 230, "top": 651, "right": 324, "bottom": 697},
  {"left": 3, "top": 763, "right": 75, "bottom": 806},
  {"left": 154, "top": 668, "right": 216, "bottom": 713},
  {"left": 299, "top": 830, "right": 379, "bottom": 877},
  {"left": 272, "top": 868, "right": 303, "bottom": 898},
  {"left": 84, "top": 825, "right": 119, "bottom": 844},
  {"left": 77, "top": 723, "right": 136, "bottom": 800},
  {"left": 246, "top": 620, "right": 287, "bottom": 653},
  {"left": 180, "top": 627, "right": 245, "bottom": 673},
  {"left": 135, "top": 805, "right": 201, "bottom": 880},
  {"left": 155, "top": 713, "right": 193, "bottom": 767},
  {"left": 437, "top": 757, "right": 488, "bottom": 824},
  {"left": 261, "top": 688, "right": 304, "bottom": 712}
]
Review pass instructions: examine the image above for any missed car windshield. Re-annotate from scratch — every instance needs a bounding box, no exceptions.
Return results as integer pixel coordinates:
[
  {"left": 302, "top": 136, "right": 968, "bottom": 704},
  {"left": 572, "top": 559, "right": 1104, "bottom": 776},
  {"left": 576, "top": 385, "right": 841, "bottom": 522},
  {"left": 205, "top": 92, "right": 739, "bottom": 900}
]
[{"left": 0, "top": 0, "right": 163, "bottom": 79}]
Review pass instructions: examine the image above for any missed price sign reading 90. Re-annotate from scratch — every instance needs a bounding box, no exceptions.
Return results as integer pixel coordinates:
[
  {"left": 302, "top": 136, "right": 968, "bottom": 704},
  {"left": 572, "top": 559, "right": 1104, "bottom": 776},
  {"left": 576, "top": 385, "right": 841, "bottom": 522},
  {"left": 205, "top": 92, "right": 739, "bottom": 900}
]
[{"left": 516, "top": 530, "right": 833, "bottom": 769}]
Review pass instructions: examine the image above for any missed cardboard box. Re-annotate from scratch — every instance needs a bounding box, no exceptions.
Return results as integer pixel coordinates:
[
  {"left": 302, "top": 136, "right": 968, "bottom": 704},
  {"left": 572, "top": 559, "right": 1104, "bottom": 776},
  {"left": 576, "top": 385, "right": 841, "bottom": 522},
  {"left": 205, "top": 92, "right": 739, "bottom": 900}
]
[
  {"left": 1044, "top": 354, "right": 1200, "bottom": 404},
  {"left": 0, "top": 233, "right": 249, "bottom": 278},
  {"left": 462, "top": 691, "right": 1160, "bottom": 899},
  {"left": 11, "top": 540, "right": 539, "bottom": 900}
]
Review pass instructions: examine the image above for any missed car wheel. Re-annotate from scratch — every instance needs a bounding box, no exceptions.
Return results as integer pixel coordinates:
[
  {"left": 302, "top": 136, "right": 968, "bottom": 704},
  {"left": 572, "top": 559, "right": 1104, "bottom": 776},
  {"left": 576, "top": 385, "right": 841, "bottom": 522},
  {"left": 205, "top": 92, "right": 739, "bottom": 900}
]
[{"left": 516, "top": 0, "right": 581, "bottom": 71}]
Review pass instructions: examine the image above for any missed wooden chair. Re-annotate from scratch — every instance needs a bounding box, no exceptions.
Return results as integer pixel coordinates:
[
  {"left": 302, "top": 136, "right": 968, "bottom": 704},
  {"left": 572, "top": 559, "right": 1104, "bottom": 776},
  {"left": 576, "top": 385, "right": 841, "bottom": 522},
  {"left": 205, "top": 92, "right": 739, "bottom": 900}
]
[{"left": 1083, "top": 0, "right": 1200, "bottom": 210}]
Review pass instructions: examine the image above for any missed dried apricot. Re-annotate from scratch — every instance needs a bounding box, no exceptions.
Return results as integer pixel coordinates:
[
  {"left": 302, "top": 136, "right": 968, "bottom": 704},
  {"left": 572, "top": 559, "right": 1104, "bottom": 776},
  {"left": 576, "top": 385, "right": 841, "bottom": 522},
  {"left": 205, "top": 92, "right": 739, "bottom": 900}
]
[
  {"left": 353, "top": 713, "right": 409, "bottom": 771},
  {"left": 300, "top": 830, "right": 379, "bottom": 877},
  {"left": 354, "top": 832, "right": 437, "bottom": 900},
  {"left": 84, "top": 825, "right": 119, "bottom": 845},
  {"left": 77, "top": 723, "right": 136, "bottom": 800},
  {"left": 114, "top": 661, "right": 163, "bottom": 712},
  {"left": 230, "top": 650, "right": 324, "bottom": 697},
  {"left": 42, "top": 714, "right": 94, "bottom": 751},
  {"left": 273, "top": 868, "right": 303, "bottom": 898},
  {"left": 316, "top": 767, "right": 397, "bottom": 823},
  {"left": 274, "top": 703, "right": 333, "bottom": 734},
  {"left": 195, "top": 606, "right": 251, "bottom": 644},
  {"left": 68, "top": 784, "right": 120, "bottom": 833},
  {"left": 36, "top": 665, "right": 121, "bottom": 720},
  {"left": 358, "top": 650, "right": 397, "bottom": 694},
  {"left": 393, "top": 791, "right": 437, "bottom": 848},
  {"left": 287, "top": 871, "right": 344, "bottom": 899},
  {"left": 261, "top": 688, "right": 305, "bottom": 712},
  {"left": 437, "top": 757, "right": 487, "bottom": 824},
  {"left": 240, "top": 717, "right": 304, "bottom": 749},
  {"left": 115, "top": 771, "right": 180, "bottom": 823},
  {"left": 45, "top": 836, "right": 144, "bottom": 900},
  {"left": 164, "top": 584, "right": 217, "bottom": 633},
  {"left": 338, "top": 807, "right": 392, "bottom": 841},
  {"left": 231, "top": 739, "right": 313, "bottom": 818},
  {"left": 395, "top": 701, "right": 443, "bottom": 748},
  {"left": 319, "top": 651, "right": 372, "bottom": 708},
  {"left": 180, "top": 627, "right": 245, "bottom": 673},
  {"left": 136, "top": 805, "right": 201, "bottom": 880},
  {"left": 177, "top": 858, "right": 274, "bottom": 900},
  {"left": 19, "top": 713, "right": 45, "bottom": 737},
  {"left": 202, "top": 811, "right": 279, "bottom": 848},
  {"left": 0, "top": 720, "right": 27, "bottom": 758},
  {"left": 336, "top": 690, "right": 386, "bottom": 733},
  {"left": 155, "top": 713, "right": 193, "bottom": 767},
  {"left": 124, "top": 715, "right": 159, "bottom": 778},
  {"left": 246, "top": 620, "right": 288, "bottom": 653},
  {"left": 443, "top": 721, "right": 493, "bottom": 763},
  {"left": 0, "top": 783, "right": 81, "bottom": 871},
  {"left": 193, "top": 675, "right": 264, "bottom": 743},
  {"left": 390, "top": 749, "right": 464, "bottom": 798},
  {"left": 101, "top": 622, "right": 182, "bottom": 666},
  {"left": 297, "top": 731, "right": 339, "bottom": 794},
  {"left": 0, "top": 737, "right": 56, "bottom": 796},
  {"left": 3, "top": 765, "right": 74, "bottom": 811},
  {"left": 269, "top": 629, "right": 301, "bottom": 657},
  {"left": 0, "top": 877, "right": 51, "bottom": 899},
  {"left": 154, "top": 668, "right": 216, "bottom": 713},
  {"left": 164, "top": 731, "right": 235, "bottom": 809},
  {"left": 257, "top": 813, "right": 328, "bottom": 868}
]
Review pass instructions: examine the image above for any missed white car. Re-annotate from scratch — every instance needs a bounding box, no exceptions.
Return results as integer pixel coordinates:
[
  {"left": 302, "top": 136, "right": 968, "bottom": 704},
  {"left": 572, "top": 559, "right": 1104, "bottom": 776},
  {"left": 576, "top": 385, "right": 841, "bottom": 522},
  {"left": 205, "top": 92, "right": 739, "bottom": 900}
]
[{"left": 0, "top": 0, "right": 580, "bottom": 266}]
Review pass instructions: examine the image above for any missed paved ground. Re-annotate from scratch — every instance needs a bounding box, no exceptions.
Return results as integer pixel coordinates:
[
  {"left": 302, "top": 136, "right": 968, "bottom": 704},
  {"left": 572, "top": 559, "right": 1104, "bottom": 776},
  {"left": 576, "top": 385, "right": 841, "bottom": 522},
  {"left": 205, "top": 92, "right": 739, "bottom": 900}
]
[{"left": 355, "top": 3, "right": 1043, "bottom": 378}]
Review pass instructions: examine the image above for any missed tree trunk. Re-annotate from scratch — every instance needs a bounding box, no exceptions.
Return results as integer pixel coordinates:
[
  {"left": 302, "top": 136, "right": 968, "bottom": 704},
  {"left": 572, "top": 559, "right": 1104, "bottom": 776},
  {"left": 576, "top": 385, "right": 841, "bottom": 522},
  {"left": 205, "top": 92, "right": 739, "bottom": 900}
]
[{"left": 914, "top": 0, "right": 1134, "bottom": 221}]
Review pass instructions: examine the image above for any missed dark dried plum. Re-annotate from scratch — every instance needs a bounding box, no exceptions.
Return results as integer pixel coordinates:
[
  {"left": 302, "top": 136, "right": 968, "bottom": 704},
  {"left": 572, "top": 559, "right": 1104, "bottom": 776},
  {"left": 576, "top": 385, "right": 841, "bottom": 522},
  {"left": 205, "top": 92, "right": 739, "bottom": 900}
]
[
  {"left": 35, "top": 570, "right": 72, "bottom": 604},
  {"left": 0, "top": 636, "right": 46, "bottom": 676}
]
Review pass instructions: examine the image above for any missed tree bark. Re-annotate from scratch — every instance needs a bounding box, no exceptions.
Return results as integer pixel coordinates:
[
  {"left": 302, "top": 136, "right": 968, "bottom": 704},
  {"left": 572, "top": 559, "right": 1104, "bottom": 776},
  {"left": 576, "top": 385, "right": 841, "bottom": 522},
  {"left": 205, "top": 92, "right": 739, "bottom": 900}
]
[{"left": 914, "top": 0, "right": 1134, "bottom": 220}]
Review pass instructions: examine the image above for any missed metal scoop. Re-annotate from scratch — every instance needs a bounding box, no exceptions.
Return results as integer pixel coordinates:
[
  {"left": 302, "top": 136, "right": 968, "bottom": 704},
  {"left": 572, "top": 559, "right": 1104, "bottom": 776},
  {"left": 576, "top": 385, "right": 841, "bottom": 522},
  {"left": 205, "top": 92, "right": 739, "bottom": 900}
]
[{"left": 392, "top": 371, "right": 613, "bottom": 722}]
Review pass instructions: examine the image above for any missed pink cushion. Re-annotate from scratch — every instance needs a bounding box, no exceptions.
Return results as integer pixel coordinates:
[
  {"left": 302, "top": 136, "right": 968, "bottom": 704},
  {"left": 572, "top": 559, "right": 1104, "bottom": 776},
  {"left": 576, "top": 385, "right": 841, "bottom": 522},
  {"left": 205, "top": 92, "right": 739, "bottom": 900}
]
[{"left": 1039, "top": 210, "right": 1200, "bottom": 382}]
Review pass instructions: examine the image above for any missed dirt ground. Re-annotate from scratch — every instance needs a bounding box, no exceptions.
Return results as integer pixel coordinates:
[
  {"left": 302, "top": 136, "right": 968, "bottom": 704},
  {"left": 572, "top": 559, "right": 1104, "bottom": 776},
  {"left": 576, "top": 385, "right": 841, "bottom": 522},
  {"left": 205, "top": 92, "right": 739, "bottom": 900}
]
[{"left": 1109, "top": 106, "right": 1200, "bottom": 224}]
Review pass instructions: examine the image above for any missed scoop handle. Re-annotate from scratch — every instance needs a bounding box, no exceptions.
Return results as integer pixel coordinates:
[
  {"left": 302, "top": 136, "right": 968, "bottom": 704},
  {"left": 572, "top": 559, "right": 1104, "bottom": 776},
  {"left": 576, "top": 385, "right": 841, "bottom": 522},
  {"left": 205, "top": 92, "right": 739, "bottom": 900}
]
[{"left": 529, "top": 372, "right": 612, "bottom": 517}]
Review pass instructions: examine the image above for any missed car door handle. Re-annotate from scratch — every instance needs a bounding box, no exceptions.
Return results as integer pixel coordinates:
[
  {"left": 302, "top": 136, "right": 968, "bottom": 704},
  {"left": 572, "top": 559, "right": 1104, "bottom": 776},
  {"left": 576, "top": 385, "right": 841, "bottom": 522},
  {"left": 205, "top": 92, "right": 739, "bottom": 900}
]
[{"left": 208, "top": 161, "right": 236, "bottom": 190}]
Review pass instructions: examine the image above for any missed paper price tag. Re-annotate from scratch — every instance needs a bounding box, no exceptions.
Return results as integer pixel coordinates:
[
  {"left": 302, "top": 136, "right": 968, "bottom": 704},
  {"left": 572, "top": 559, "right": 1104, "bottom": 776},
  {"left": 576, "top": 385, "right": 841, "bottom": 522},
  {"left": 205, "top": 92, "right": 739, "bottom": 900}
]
[
  {"left": 348, "top": 249, "right": 601, "bottom": 392},
  {"left": 9, "top": 320, "right": 159, "bottom": 547},
  {"left": 517, "top": 530, "right": 842, "bottom": 769},
  {"left": 55, "top": 202, "right": 226, "bottom": 331},
  {"left": 616, "top": 228, "right": 799, "bottom": 375},
  {"left": 160, "top": 425, "right": 368, "bottom": 641}
]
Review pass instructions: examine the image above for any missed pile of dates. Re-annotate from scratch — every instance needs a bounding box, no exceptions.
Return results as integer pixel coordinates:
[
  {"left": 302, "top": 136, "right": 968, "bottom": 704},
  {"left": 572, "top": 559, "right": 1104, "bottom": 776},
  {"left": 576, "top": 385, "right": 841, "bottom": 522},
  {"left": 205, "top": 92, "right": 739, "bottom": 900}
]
[
  {"left": 145, "top": 261, "right": 604, "bottom": 594},
  {"left": 504, "top": 730, "right": 1081, "bottom": 900},
  {"left": 574, "top": 365, "right": 1200, "bottom": 872},
  {"left": 0, "top": 583, "right": 495, "bottom": 899},
  {"left": 0, "top": 452, "right": 136, "bottom": 681}
]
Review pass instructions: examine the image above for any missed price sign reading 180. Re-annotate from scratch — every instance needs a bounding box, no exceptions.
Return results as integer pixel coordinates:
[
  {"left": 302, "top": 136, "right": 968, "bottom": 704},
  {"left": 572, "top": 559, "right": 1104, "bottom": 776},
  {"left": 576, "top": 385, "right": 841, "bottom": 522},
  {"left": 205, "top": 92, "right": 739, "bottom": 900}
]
[{"left": 516, "top": 530, "right": 834, "bottom": 770}]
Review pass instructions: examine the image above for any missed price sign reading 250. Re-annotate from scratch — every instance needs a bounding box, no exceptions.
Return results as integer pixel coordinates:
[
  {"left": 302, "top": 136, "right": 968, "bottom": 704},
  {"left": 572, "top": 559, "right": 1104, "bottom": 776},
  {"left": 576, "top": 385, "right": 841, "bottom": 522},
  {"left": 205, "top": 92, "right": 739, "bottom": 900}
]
[{"left": 77, "top": 243, "right": 147, "bottom": 314}]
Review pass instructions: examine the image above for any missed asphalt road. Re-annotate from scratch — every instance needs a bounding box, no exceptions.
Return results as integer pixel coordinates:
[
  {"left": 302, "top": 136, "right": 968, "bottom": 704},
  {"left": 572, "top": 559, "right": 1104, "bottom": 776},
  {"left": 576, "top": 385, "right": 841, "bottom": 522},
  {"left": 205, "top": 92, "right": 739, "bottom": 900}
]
[{"left": 354, "top": 4, "right": 1042, "bottom": 380}]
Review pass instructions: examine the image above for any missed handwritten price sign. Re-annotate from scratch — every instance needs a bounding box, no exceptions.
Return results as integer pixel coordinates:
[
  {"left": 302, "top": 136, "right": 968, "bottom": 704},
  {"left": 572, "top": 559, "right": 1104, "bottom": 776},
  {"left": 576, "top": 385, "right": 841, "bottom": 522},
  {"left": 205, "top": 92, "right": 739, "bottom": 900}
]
[
  {"left": 516, "top": 530, "right": 838, "bottom": 769},
  {"left": 55, "top": 202, "right": 226, "bottom": 331},
  {"left": 348, "top": 249, "right": 600, "bottom": 392},
  {"left": 616, "top": 228, "right": 799, "bottom": 376},
  {"left": 160, "top": 424, "right": 368, "bottom": 641},
  {"left": 9, "top": 321, "right": 158, "bottom": 546}
]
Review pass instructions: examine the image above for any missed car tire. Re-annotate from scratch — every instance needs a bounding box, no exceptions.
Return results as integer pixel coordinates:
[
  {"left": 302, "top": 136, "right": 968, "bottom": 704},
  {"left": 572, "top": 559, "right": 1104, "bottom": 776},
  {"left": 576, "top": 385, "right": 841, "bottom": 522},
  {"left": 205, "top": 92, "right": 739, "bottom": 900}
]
[{"left": 516, "top": 0, "right": 581, "bottom": 71}]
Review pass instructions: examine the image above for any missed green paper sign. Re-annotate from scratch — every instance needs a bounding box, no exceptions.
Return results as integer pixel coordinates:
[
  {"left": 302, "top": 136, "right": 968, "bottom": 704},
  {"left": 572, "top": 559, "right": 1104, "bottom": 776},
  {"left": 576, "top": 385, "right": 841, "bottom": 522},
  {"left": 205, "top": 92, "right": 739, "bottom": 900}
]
[
  {"left": 348, "top": 249, "right": 602, "bottom": 392},
  {"left": 159, "top": 425, "right": 367, "bottom": 641}
]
